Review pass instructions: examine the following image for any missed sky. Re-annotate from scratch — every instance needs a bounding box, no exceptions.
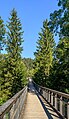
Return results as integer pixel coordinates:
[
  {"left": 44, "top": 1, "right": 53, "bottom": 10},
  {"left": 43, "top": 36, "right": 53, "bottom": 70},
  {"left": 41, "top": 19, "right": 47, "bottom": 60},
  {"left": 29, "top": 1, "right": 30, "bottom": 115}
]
[{"left": 0, "top": 0, "right": 59, "bottom": 59}]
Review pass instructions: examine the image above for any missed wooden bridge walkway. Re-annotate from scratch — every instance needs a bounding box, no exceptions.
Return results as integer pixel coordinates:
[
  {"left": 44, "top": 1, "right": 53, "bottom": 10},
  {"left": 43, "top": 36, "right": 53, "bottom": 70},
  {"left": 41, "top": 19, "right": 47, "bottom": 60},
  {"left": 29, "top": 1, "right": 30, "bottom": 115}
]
[
  {"left": 0, "top": 81, "right": 69, "bottom": 119},
  {"left": 20, "top": 82, "right": 61, "bottom": 119}
]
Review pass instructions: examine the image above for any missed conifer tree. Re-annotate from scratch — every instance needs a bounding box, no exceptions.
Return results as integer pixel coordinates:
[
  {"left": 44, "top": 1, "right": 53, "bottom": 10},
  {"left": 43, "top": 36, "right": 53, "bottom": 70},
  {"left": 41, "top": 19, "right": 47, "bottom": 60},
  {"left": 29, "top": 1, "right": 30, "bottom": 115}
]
[
  {"left": 6, "top": 8, "right": 23, "bottom": 58},
  {"left": 34, "top": 20, "right": 55, "bottom": 86},
  {"left": 6, "top": 9, "right": 25, "bottom": 95}
]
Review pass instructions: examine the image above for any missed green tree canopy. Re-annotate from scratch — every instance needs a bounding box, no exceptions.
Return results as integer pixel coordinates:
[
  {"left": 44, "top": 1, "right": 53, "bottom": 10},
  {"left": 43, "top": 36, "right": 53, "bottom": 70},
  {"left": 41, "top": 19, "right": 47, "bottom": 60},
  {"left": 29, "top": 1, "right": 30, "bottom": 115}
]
[
  {"left": 0, "top": 16, "right": 6, "bottom": 53},
  {"left": 49, "top": 0, "right": 69, "bottom": 38},
  {"left": 49, "top": 0, "right": 69, "bottom": 93},
  {"left": 33, "top": 20, "right": 55, "bottom": 86},
  {"left": 6, "top": 8, "right": 24, "bottom": 59}
]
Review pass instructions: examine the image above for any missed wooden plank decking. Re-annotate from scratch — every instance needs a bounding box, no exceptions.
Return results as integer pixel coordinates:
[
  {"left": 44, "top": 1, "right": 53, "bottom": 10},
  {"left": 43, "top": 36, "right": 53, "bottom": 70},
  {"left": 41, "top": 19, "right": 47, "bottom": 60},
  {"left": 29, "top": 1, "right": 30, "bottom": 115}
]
[
  {"left": 20, "top": 82, "right": 61, "bottom": 119},
  {"left": 22, "top": 92, "right": 48, "bottom": 119}
]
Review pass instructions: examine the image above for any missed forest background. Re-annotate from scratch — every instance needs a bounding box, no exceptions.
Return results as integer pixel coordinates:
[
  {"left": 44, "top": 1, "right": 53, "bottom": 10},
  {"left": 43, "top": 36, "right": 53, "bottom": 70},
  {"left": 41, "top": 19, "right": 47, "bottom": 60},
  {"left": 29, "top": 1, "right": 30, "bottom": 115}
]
[{"left": 0, "top": 0, "right": 69, "bottom": 105}]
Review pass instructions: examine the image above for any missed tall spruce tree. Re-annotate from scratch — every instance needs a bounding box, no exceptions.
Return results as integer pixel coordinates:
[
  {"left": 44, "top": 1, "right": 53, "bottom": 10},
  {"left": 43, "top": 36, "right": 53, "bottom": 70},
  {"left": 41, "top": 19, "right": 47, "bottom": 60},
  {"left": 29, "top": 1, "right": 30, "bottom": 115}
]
[
  {"left": 6, "top": 9, "right": 25, "bottom": 95},
  {"left": 6, "top": 9, "right": 23, "bottom": 58},
  {"left": 34, "top": 20, "right": 55, "bottom": 87}
]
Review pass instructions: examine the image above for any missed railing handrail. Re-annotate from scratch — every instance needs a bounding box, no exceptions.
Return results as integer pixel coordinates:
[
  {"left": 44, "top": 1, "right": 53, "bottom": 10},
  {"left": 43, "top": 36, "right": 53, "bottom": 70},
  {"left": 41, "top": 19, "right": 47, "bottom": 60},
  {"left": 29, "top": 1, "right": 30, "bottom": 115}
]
[
  {"left": 0, "top": 86, "right": 27, "bottom": 117},
  {"left": 33, "top": 81, "right": 69, "bottom": 99},
  {"left": 33, "top": 81, "right": 69, "bottom": 119}
]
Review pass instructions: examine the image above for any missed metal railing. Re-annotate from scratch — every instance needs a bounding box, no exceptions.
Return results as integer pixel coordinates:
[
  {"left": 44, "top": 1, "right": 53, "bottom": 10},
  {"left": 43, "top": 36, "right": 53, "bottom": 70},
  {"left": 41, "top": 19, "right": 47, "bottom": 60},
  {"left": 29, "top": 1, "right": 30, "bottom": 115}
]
[
  {"left": 33, "top": 82, "right": 69, "bottom": 119},
  {"left": 0, "top": 86, "right": 27, "bottom": 119}
]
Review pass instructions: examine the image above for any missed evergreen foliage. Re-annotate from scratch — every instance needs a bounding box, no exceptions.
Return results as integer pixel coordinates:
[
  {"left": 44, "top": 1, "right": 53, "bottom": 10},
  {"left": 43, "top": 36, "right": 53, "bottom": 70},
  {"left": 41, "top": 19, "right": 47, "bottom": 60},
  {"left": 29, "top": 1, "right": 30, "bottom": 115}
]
[
  {"left": 0, "top": 0, "right": 69, "bottom": 106},
  {"left": 49, "top": 0, "right": 69, "bottom": 38},
  {"left": 48, "top": 0, "right": 69, "bottom": 93},
  {"left": 0, "top": 9, "right": 27, "bottom": 105},
  {"left": 6, "top": 8, "right": 23, "bottom": 59},
  {"left": 0, "top": 17, "right": 5, "bottom": 52},
  {"left": 49, "top": 37, "right": 69, "bottom": 93},
  {"left": 33, "top": 20, "right": 55, "bottom": 87},
  {"left": 0, "top": 54, "right": 12, "bottom": 104},
  {"left": 5, "top": 8, "right": 27, "bottom": 96},
  {"left": 23, "top": 58, "right": 34, "bottom": 77},
  {"left": 33, "top": 0, "right": 69, "bottom": 93},
  {"left": 23, "top": 58, "right": 34, "bottom": 70}
]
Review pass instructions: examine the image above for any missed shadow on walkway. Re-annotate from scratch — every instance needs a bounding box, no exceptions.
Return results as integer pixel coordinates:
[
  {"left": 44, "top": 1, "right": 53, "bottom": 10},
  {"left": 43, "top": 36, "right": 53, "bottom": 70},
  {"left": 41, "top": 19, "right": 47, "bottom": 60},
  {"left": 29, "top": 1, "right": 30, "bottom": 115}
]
[{"left": 28, "top": 80, "right": 62, "bottom": 119}]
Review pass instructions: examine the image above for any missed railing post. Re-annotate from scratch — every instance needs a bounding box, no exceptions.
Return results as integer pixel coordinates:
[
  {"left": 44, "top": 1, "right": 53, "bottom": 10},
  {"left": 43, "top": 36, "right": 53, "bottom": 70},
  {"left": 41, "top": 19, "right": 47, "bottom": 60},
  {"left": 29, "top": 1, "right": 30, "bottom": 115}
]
[
  {"left": 48, "top": 91, "right": 50, "bottom": 102},
  {"left": 43, "top": 90, "right": 44, "bottom": 98},
  {"left": 60, "top": 96, "right": 63, "bottom": 115},
  {"left": 45, "top": 90, "right": 46, "bottom": 99},
  {"left": 43, "top": 90, "right": 45, "bottom": 99},
  {"left": 51, "top": 92, "right": 53, "bottom": 105},
  {"left": 47, "top": 90, "right": 49, "bottom": 101},
  {"left": 46, "top": 90, "right": 48, "bottom": 100},
  {"left": 55, "top": 94, "right": 57, "bottom": 110},
  {"left": 67, "top": 102, "right": 69, "bottom": 119},
  {"left": 45, "top": 90, "right": 47, "bottom": 100}
]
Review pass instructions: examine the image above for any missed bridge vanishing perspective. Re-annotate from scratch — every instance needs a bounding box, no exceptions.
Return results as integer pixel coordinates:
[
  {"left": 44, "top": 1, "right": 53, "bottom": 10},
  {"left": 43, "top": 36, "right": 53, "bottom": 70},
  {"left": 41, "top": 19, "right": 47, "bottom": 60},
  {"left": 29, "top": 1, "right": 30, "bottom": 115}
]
[{"left": 0, "top": 81, "right": 69, "bottom": 119}]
